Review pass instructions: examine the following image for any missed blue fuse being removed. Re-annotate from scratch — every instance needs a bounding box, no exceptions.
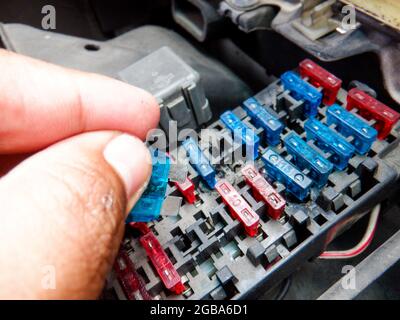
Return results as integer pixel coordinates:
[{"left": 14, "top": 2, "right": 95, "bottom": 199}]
[
  {"left": 220, "top": 110, "right": 260, "bottom": 159},
  {"left": 183, "top": 137, "right": 217, "bottom": 189},
  {"left": 280, "top": 71, "right": 322, "bottom": 117},
  {"left": 305, "top": 118, "right": 355, "bottom": 170},
  {"left": 243, "top": 97, "right": 284, "bottom": 146},
  {"left": 261, "top": 148, "right": 312, "bottom": 201},
  {"left": 327, "top": 104, "right": 377, "bottom": 155},
  {"left": 127, "top": 149, "right": 170, "bottom": 223},
  {"left": 284, "top": 132, "right": 333, "bottom": 188}
]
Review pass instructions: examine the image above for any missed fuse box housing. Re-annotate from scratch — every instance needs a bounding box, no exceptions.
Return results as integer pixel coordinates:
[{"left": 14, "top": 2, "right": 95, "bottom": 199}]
[{"left": 111, "top": 61, "right": 400, "bottom": 300}]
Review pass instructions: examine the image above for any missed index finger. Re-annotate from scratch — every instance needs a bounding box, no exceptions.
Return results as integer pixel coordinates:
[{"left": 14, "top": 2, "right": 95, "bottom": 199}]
[{"left": 0, "top": 49, "right": 160, "bottom": 154}]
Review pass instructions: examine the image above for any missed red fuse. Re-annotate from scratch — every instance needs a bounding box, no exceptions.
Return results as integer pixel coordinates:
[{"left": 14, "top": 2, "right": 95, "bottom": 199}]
[
  {"left": 167, "top": 151, "right": 197, "bottom": 204},
  {"left": 299, "top": 59, "right": 342, "bottom": 106},
  {"left": 114, "top": 250, "right": 152, "bottom": 300},
  {"left": 347, "top": 88, "right": 400, "bottom": 140},
  {"left": 129, "top": 222, "right": 151, "bottom": 235},
  {"left": 215, "top": 179, "right": 260, "bottom": 237},
  {"left": 241, "top": 164, "right": 285, "bottom": 220},
  {"left": 175, "top": 177, "right": 196, "bottom": 204},
  {"left": 139, "top": 231, "right": 185, "bottom": 295}
]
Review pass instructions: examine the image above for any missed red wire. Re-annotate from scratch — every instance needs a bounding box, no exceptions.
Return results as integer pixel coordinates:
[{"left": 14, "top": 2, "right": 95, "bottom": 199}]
[{"left": 320, "top": 224, "right": 378, "bottom": 258}]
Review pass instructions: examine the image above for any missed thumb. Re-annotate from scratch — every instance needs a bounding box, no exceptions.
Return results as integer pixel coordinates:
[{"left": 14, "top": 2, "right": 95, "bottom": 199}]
[{"left": 0, "top": 131, "right": 152, "bottom": 299}]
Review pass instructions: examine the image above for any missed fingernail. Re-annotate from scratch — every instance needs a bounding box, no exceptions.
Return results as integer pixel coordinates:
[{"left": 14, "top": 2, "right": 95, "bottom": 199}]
[
  {"left": 103, "top": 134, "right": 152, "bottom": 199},
  {"left": 126, "top": 178, "right": 151, "bottom": 216}
]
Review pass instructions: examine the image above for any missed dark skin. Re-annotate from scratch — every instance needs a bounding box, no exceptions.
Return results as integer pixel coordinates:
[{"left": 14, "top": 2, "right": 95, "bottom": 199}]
[{"left": 0, "top": 50, "right": 160, "bottom": 299}]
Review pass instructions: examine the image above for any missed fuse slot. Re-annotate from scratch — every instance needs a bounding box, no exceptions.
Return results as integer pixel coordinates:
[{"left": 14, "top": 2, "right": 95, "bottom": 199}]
[{"left": 281, "top": 71, "right": 323, "bottom": 117}]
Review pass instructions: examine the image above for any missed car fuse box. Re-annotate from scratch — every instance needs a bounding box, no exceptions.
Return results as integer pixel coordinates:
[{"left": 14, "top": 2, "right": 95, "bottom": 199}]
[{"left": 110, "top": 59, "right": 400, "bottom": 300}]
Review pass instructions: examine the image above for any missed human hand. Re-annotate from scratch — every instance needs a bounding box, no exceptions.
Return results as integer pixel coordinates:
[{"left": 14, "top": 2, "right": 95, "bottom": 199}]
[{"left": 0, "top": 50, "right": 160, "bottom": 299}]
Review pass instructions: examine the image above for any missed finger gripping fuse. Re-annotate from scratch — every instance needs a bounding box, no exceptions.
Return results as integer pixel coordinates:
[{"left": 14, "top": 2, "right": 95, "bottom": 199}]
[
  {"left": 347, "top": 88, "right": 400, "bottom": 140},
  {"left": 280, "top": 71, "right": 322, "bottom": 117},
  {"left": 261, "top": 148, "right": 312, "bottom": 201},
  {"left": 140, "top": 231, "right": 185, "bottom": 295},
  {"left": 304, "top": 118, "right": 355, "bottom": 170},
  {"left": 327, "top": 104, "right": 377, "bottom": 155},
  {"left": 241, "top": 164, "right": 285, "bottom": 220},
  {"left": 182, "top": 137, "right": 217, "bottom": 189},
  {"left": 215, "top": 179, "right": 260, "bottom": 237},
  {"left": 243, "top": 97, "right": 284, "bottom": 146},
  {"left": 127, "top": 150, "right": 170, "bottom": 223},
  {"left": 220, "top": 110, "right": 260, "bottom": 159},
  {"left": 299, "top": 59, "right": 342, "bottom": 106},
  {"left": 284, "top": 132, "right": 333, "bottom": 188}
]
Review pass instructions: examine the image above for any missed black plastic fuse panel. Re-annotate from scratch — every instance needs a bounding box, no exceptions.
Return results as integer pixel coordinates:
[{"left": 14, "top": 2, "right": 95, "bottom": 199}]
[{"left": 108, "top": 61, "right": 400, "bottom": 300}]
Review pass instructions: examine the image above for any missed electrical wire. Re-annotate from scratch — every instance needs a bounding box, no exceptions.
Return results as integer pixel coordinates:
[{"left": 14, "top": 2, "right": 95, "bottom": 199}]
[
  {"left": 319, "top": 204, "right": 381, "bottom": 259},
  {"left": 274, "top": 276, "right": 292, "bottom": 300}
]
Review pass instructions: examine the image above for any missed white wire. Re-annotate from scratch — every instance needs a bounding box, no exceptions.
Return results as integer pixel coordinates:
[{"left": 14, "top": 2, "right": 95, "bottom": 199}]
[{"left": 319, "top": 204, "right": 381, "bottom": 260}]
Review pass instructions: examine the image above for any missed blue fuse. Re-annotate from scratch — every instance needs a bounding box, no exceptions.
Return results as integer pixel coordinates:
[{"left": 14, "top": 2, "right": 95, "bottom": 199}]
[
  {"left": 261, "top": 148, "right": 312, "bottom": 201},
  {"left": 284, "top": 132, "right": 333, "bottom": 188},
  {"left": 304, "top": 118, "right": 355, "bottom": 170},
  {"left": 183, "top": 137, "right": 217, "bottom": 189},
  {"left": 280, "top": 71, "right": 322, "bottom": 117},
  {"left": 327, "top": 104, "right": 377, "bottom": 155},
  {"left": 127, "top": 150, "right": 170, "bottom": 223},
  {"left": 220, "top": 110, "right": 260, "bottom": 159},
  {"left": 243, "top": 97, "right": 284, "bottom": 146}
]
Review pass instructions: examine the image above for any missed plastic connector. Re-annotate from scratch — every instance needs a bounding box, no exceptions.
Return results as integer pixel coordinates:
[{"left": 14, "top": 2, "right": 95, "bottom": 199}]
[
  {"left": 304, "top": 118, "right": 355, "bottom": 170},
  {"left": 347, "top": 88, "right": 400, "bottom": 140},
  {"left": 127, "top": 150, "right": 170, "bottom": 223},
  {"left": 241, "top": 164, "right": 285, "bottom": 220},
  {"left": 261, "top": 148, "right": 312, "bottom": 201},
  {"left": 280, "top": 71, "right": 322, "bottom": 117},
  {"left": 182, "top": 137, "right": 217, "bottom": 189},
  {"left": 215, "top": 179, "right": 260, "bottom": 237},
  {"left": 284, "top": 132, "right": 333, "bottom": 188},
  {"left": 140, "top": 231, "right": 185, "bottom": 294},
  {"left": 243, "top": 97, "right": 284, "bottom": 146},
  {"left": 299, "top": 59, "right": 342, "bottom": 106},
  {"left": 114, "top": 250, "right": 152, "bottom": 300},
  {"left": 327, "top": 104, "right": 377, "bottom": 155},
  {"left": 220, "top": 110, "right": 260, "bottom": 159},
  {"left": 174, "top": 177, "right": 197, "bottom": 204}
]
